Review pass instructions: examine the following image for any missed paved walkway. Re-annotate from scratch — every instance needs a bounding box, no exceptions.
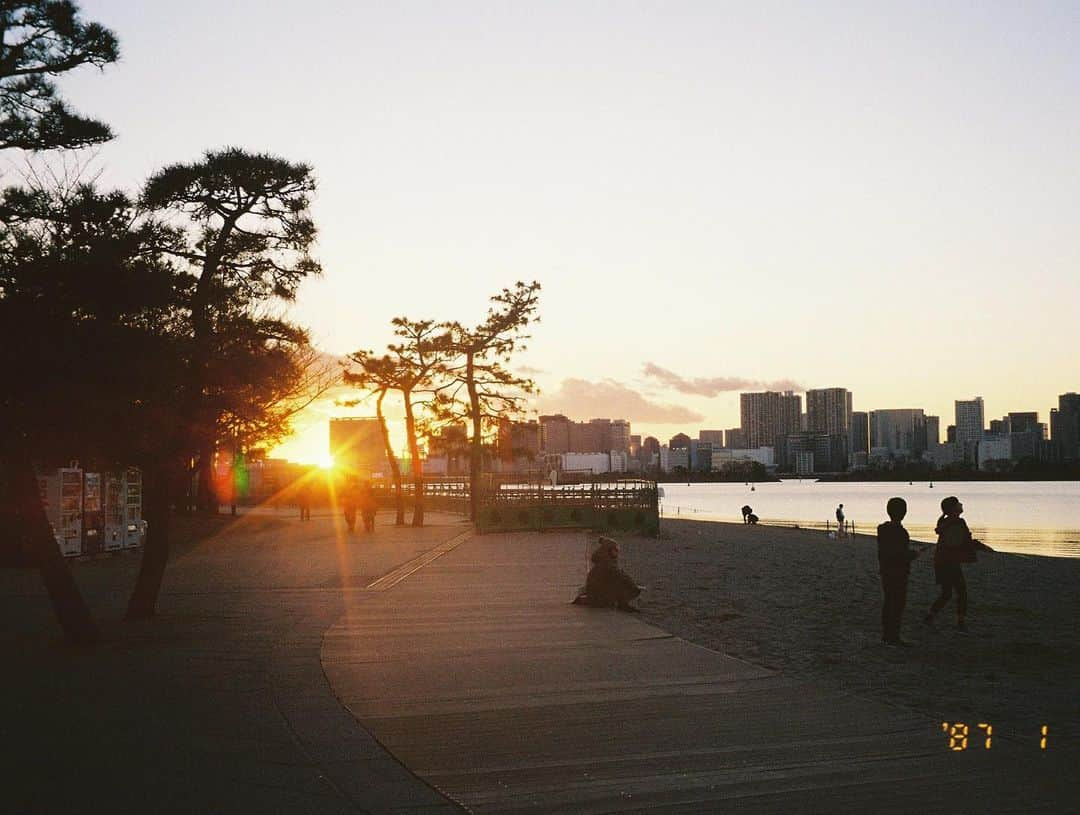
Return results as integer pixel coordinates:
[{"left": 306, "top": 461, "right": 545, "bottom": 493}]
[
  {"left": 2, "top": 510, "right": 469, "bottom": 814},
  {"left": 322, "top": 530, "right": 1073, "bottom": 814}
]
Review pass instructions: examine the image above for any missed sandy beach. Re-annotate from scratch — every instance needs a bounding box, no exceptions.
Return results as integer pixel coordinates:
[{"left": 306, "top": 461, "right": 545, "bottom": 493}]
[{"left": 618, "top": 518, "right": 1080, "bottom": 746}]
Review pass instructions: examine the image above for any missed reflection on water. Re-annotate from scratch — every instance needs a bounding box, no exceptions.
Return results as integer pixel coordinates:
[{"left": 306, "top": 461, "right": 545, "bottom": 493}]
[{"left": 661, "top": 480, "right": 1080, "bottom": 559}]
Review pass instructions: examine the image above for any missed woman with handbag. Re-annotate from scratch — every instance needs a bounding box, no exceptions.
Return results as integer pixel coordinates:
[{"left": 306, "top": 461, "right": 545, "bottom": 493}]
[{"left": 925, "top": 496, "right": 994, "bottom": 632}]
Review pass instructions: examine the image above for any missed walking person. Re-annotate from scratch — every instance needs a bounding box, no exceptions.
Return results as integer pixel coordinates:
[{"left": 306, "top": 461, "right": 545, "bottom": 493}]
[
  {"left": 835, "top": 503, "right": 846, "bottom": 538},
  {"left": 297, "top": 484, "right": 312, "bottom": 521},
  {"left": 925, "top": 496, "right": 994, "bottom": 632},
  {"left": 342, "top": 479, "right": 358, "bottom": 533},
  {"left": 876, "top": 497, "right": 922, "bottom": 646},
  {"left": 358, "top": 480, "right": 378, "bottom": 533}
]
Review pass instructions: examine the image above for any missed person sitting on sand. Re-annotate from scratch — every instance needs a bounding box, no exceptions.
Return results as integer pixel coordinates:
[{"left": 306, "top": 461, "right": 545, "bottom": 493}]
[
  {"left": 574, "top": 537, "right": 642, "bottom": 612},
  {"left": 925, "top": 496, "right": 994, "bottom": 633},
  {"left": 741, "top": 505, "right": 753, "bottom": 524},
  {"left": 746, "top": 513, "right": 759, "bottom": 525},
  {"left": 877, "top": 497, "right": 922, "bottom": 646}
]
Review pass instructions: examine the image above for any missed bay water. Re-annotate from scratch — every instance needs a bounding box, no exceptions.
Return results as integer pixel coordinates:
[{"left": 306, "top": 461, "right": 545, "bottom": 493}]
[{"left": 660, "top": 480, "right": 1080, "bottom": 558}]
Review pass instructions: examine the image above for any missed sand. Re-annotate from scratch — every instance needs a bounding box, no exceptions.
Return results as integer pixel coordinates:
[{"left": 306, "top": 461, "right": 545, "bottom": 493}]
[{"left": 618, "top": 518, "right": 1080, "bottom": 746}]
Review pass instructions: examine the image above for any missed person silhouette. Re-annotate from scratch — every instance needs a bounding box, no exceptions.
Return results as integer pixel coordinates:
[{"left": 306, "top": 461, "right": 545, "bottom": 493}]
[
  {"left": 741, "top": 505, "right": 753, "bottom": 524},
  {"left": 835, "top": 503, "right": 845, "bottom": 537},
  {"left": 925, "top": 496, "right": 993, "bottom": 632},
  {"left": 574, "top": 537, "right": 642, "bottom": 612},
  {"left": 877, "top": 497, "right": 922, "bottom": 646}
]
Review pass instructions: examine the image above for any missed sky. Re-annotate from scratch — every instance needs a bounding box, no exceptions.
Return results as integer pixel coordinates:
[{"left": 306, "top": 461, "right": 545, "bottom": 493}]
[{"left": 50, "top": 1, "right": 1080, "bottom": 462}]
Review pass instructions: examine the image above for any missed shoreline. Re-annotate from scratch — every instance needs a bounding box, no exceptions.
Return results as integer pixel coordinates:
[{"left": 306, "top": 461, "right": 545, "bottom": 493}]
[{"left": 621, "top": 518, "right": 1080, "bottom": 742}]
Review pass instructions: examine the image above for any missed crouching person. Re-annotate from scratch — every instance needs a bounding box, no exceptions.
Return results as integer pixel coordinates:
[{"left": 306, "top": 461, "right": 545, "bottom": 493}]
[{"left": 574, "top": 537, "right": 642, "bottom": 612}]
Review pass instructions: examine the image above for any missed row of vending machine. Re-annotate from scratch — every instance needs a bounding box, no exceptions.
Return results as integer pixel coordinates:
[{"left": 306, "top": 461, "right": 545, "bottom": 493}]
[{"left": 37, "top": 467, "right": 146, "bottom": 557}]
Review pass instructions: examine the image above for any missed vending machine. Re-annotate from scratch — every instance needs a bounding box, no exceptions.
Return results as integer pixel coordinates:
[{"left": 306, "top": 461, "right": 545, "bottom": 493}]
[
  {"left": 37, "top": 468, "right": 83, "bottom": 557},
  {"left": 103, "top": 472, "right": 126, "bottom": 551},
  {"left": 122, "top": 468, "right": 144, "bottom": 549},
  {"left": 82, "top": 472, "right": 104, "bottom": 555}
]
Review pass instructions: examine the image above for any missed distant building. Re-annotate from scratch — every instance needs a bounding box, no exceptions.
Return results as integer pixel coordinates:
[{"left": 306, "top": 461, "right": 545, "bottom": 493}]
[
  {"left": 849, "top": 411, "right": 869, "bottom": 463},
  {"left": 497, "top": 418, "right": 541, "bottom": 464},
  {"left": 689, "top": 439, "right": 713, "bottom": 472},
  {"left": 989, "top": 418, "right": 1010, "bottom": 436},
  {"left": 1050, "top": 393, "right": 1080, "bottom": 461},
  {"left": 329, "top": 418, "right": 388, "bottom": 477},
  {"left": 711, "top": 447, "right": 775, "bottom": 470},
  {"left": 924, "top": 415, "right": 941, "bottom": 450},
  {"left": 427, "top": 424, "right": 469, "bottom": 475},
  {"left": 805, "top": 388, "right": 853, "bottom": 436},
  {"left": 666, "top": 446, "right": 689, "bottom": 471},
  {"left": 787, "top": 431, "right": 847, "bottom": 472},
  {"left": 539, "top": 414, "right": 571, "bottom": 454},
  {"left": 955, "top": 397, "right": 985, "bottom": 462},
  {"left": 724, "top": 427, "right": 747, "bottom": 449},
  {"left": 539, "top": 414, "right": 631, "bottom": 455},
  {"left": 641, "top": 435, "right": 661, "bottom": 463},
  {"left": 930, "top": 442, "right": 962, "bottom": 469},
  {"left": 868, "top": 409, "right": 926, "bottom": 460},
  {"left": 698, "top": 429, "right": 724, "bottom": 445},
  {"left": 668, "top": 432, "right": 691, "bottom": 451},
  {"left": 1008, "top": 412, "right": 1041, "bottom": 435},
  {"left": 946, "top": 425, "right": 956, "bottom": 444},
  {"left": 978, "top": 435, "right": 1012, "bottom": 471},
  {"left": 740, "top": 391, "right": 801, "bottom": 457}
]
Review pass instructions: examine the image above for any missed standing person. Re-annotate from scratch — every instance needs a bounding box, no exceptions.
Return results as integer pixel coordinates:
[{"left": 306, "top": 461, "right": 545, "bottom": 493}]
[
  {"left": 358, "top": 480, "right": 378, "bottom": 533},
  {"left": 835, "top": 503, "right": 846, "bottom": 537},
  {"left": 297, "top": 484, "right": 312, "bottom": 521},
  {"left": 741, "top": 505, "right": 753, "bottom": 524},
  {"left": 925, "top": 496, "right": 994, "bottom": 632},
  {"left": 877, "top": 497, "right": 922, "bottom": 646},
  {"left": 342, "top": 479, "right": 358, "bottom": 533}
]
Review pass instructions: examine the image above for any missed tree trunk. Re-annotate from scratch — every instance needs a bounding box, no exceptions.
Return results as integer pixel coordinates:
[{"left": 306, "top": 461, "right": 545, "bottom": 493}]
[
  {"left": 402, "top": 388, "right": 425, "bottom": 527},
  {"left": 376, "top": 390, "right": 406, "bottom": 525},
  {"left": 9, "top": 452, "right": 99, "bottom": 645},
  {"left": 466, "top": 352, "right": 482, "bottom": 522},
  {"left": 196, "top": 442, "right": 218, "bottom": 514},
  {"left": 125, "top": 462, "right": 171, "bottom": 620}
]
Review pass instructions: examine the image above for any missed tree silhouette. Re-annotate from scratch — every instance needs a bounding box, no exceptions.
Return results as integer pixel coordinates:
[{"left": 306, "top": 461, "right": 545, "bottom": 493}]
[
  {"left": 0, "top": 1, "right": 119, "bottom": 151},
  {"left": 434, "top": 282, "right": 540, "bottom": 521},
  {"left": 0, "top": 177, "right": 187, "bottom": 641},
  {"left": 141, "top": 147, "right": 320, "bottom": 512},
  {"left": 342, "top": 355, "right": 408, "bottom": 526},
  {"left": 346, "top": 319, "right": 449, "bottom": 526}
]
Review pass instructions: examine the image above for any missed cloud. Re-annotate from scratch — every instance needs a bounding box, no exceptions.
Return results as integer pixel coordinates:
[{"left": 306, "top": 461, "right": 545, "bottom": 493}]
[
  {"left": 536, "top": 378, "right": 704, "bottom": 424},
  {"left": 516, "top": 364, "right": 548, "bottom": 376},
  {"left": 642, "top": 363, "right": 802, "bottom": 396}
]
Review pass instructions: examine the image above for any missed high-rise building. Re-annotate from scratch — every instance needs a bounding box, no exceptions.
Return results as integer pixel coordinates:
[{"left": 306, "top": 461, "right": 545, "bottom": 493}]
[
  {"left": 724, "top": 427, "right": 747, "bottom": 449},
  {"left": 698, "top": 430, "right": 724, "bottom": 445},
  {"left": 925, "top": 415, "right": 941, "bottom": 450},
  {"left": 805, "top": 388, "right": 853, "bottom": 436},
  {"left": 497, "top": 418, "right": 541, "bottom": 462},
  {"left": 989, "top": 418, "right": 1010, "bottom": 436},
  {"left": 540, "top": 415, "right": 631, "bottom": 454},
  {"left": 849, "top": 411, "right": 870, "bottom": 463},
  {"left": 641, "top": 436, "right": 661, "bottom": 467},
  {"left": 1051, "top": 393, "right": 1080, "bottom": 461},
  {"left": 1008, "top": 412, "right": 1041, "bottom": 435},
  {"left": 539, "top": 414, "right": 571, "bottom": 454},
  {"left": 869, "top": 409, "right": 927, "bottom": 459},
  {"left": 740, "top": 391, "right": 801, "bottom": 451},
  {"left": 668, "top": 432, "right": 691, "bottom": 451},
  {"left": 609, "top": 419, "right": 631, "bottom": 453},
  {"left": 329, "top": 418, "right": 388, "bottom": 476},
  {"left": 954, "top": 398, "right": 985, "bottom": 460},
  {"left": 946, "top": 425, "right": 957, "bottom": 443}
]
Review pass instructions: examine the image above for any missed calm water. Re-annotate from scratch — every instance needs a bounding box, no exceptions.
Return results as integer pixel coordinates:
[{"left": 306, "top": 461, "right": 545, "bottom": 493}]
[{"left": 660, "top": 480, "right": 1080, "bottom": 559}]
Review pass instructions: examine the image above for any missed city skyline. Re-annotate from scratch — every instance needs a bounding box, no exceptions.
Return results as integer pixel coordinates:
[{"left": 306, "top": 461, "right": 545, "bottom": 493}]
[{"left": 53, "top": 3, "right": 1080, "bottom": 464}]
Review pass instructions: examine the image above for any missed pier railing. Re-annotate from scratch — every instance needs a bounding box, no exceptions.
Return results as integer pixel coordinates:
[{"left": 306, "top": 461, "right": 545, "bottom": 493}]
[{"left": 475, "top": 479, "right": 660, "bottom": 535}]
